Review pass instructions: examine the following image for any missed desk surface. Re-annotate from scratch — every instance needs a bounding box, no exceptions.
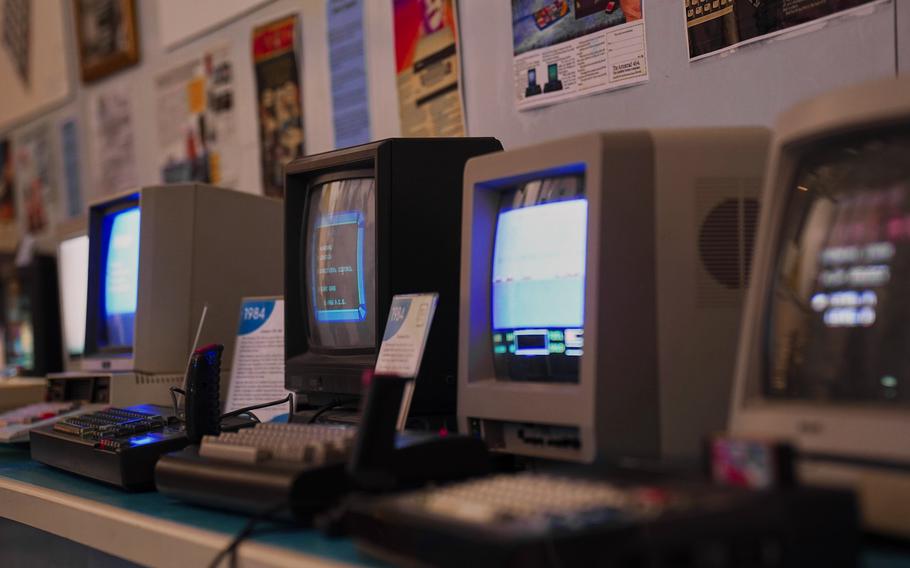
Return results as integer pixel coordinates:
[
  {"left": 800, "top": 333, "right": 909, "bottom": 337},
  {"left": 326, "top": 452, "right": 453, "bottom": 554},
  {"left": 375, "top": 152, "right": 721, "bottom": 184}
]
[{"left": 0, "top": 445, "right": 376, "bottom": 568}]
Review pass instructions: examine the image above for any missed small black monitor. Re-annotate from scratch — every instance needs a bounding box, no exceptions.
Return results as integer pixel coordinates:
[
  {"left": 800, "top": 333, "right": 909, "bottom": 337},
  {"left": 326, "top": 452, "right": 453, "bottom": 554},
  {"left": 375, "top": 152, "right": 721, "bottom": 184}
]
[
  {"left": 285, "top": 138, "right": 502, "bottom": 415},
  {"left": 0, "top": 254, "right": 62, "bottom": 376}
]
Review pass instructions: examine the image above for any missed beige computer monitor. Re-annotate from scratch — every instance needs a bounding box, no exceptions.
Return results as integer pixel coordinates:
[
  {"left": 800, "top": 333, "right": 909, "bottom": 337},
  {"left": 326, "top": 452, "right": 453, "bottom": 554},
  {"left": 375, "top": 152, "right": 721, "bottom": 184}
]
[
  {"left": 730, "top": 77, "right": 910, "bottom": 536},
  {"left": 459, "top": 128, "right": 769, "bottom": 464}
]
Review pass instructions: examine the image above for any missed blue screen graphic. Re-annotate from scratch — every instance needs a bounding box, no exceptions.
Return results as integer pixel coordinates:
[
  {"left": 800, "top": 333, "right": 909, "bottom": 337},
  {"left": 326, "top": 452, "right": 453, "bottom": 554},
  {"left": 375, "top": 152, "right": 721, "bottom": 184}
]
[
  {"left": 103, "top": 206, "right": 140, "bottom": 348},
  {"left": 312, "top": 210, "right": 367, "bottom": 323},
  {"left": 492, "top": 199, "right": 587, "bottom": 331}
]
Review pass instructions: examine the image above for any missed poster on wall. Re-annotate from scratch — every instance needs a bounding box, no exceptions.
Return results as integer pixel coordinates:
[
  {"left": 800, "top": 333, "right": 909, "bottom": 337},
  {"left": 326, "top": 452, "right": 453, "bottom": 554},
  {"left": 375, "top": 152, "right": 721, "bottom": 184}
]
[
  {"left": 685, "top": 0, "right": 886, "bottom": 60},
  {"left": 328, "top": 0, "right": 372, "bottom": 148},
  {"left": 60, "top": 119, "right": 84, "bottom": 219},
  {"left": 252, "top": 14, "right": 304, "bottom": 198},
  {"left": 0, "top": 139, "right": 18, "bottom": 251},
  {"left": 73, "top": 0, "right": 141, "bottom": 83},
  {"left": 13, "top": 124, "right": 55, "bottom": 236},
  {"left": 155, "top": 44, "right": 238, "bottom": 186},
  {"left": 0, "top": 0, "right": 71, "bottom": 131},
  {"left": 393, "top": 0, "right": 465, "bottom": 137},
  {"left": 88, "top": 83, "right": 138, "bottom": 197},
  {"left": 512, "top": 0, "right": 648, "bottom": 111}
]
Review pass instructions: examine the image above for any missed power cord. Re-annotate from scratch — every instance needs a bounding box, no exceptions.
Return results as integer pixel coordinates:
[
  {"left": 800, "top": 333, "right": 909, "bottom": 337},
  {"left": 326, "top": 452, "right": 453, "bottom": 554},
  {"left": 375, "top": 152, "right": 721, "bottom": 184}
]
[
  {"left": 208, "top": 502, "right": 289, "bottom": 568},
  {"left": 220, "top": 393, "right": 295, "bottom": 422},
  {"left": 307, "top": 398, "right": 359, "bottom": 424}
]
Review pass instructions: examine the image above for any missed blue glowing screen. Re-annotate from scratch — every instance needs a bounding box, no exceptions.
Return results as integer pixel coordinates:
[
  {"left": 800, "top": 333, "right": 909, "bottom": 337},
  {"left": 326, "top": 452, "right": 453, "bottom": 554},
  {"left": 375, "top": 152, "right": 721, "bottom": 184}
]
[
  {"left": 492, "top": 199, "right": 587, "bottom": 330},
  {"left": 103, "top": 206, "right": 140, "bottom": 348}
]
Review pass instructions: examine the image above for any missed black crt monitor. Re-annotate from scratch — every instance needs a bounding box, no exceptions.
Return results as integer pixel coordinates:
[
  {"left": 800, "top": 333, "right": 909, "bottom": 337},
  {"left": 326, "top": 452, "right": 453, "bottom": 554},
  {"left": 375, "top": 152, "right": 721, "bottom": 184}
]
[
  {"left": 731, "top": 77, "right": 910, "bottom": 537},
  {"left": 284, "top": 137, "right": 503, "bottom": 415},
  {"left": 0, "top": 253, "right": 63, "bottom": 377}
]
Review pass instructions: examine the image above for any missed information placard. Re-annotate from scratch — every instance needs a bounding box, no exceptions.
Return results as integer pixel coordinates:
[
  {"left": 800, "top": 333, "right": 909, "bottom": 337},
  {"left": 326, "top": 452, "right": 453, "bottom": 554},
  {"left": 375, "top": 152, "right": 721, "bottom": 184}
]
[{"left": 224, "top": 297, "right": 290, "bottom": 423}]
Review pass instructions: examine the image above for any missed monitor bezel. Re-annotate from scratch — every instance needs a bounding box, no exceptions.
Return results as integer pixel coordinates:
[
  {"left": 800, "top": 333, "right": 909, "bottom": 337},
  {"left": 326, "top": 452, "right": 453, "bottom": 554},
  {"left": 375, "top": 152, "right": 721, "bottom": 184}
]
[
  {"left": 730, "top": 79, "right": 910, "bottom": 466},
  {"left": 57, "top": 231, "right": 89, "bottom": 363},
  {"left": 85, "top": 193, "right": 140, "bottom": 358},
  {"left": 299, "top": 169, "right": 377, "bottom": 357}
]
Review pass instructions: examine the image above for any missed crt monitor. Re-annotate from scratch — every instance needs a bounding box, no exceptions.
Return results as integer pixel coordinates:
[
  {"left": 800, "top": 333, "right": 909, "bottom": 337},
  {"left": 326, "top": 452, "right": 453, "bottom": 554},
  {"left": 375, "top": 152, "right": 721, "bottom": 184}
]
[
  {"left": 730, "top": 77, "right": 910, "bottom": 537},
  {"left": 57, "top": 226, "right": 89, "bottom": 369},
  {"left": 285, "top": 138, "right": 502, "bottom": 415},
  {"left": 83, "top": 185, "right": 283, "bottom": 387},
  {"left": 460, "top": 128, "right": 769, "bottom": 464},
  {"left": 0, "top": 254, "right": 63, "bottom": 377}
]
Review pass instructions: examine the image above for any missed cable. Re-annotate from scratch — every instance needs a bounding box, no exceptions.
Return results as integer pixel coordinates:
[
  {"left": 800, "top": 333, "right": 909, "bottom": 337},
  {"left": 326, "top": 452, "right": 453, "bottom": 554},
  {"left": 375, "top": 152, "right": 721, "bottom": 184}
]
[
  {"left": 208, "top": 503, "right": 287, "bottom": 568},
  {"left": 307, "top": 398, "right": 359, "bottom": 424},
  {"left": 220, "top": 393, "right": 294, "bottom": 422}
]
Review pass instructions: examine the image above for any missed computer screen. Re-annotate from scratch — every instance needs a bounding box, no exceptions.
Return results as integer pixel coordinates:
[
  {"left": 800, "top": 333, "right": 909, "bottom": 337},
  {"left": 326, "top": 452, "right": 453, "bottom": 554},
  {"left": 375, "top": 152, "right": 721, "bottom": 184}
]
[
  {"left": 491, "top": 175, "right": 586, "bottom": 382},
  {"left": 548, "top": 64, "right": 558, "bottom": 81},
  {"left": 101, "top": 205, "right": 140, "bottom": 350},
  {"left": 528, "top": 69, "right": 536, "bottom": 84},
  {"left": 59, "top": 235, "right": 89, "bottom": 358},
  {"left": 765, "top": 129, "right": 910, "bottom": 404},
  {"left": 304, "top": 177, "right": 376, "bottom": 350},
  {"left": 1, "top": 268, "right": 33, "bottom": 371}
]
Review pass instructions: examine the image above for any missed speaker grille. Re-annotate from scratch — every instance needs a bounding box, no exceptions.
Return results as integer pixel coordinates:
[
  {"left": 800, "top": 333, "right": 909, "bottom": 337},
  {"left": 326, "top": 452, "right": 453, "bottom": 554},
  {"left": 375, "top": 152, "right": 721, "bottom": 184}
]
[{"left": 696, "top": 177, "right": 761, "bottom": 307}]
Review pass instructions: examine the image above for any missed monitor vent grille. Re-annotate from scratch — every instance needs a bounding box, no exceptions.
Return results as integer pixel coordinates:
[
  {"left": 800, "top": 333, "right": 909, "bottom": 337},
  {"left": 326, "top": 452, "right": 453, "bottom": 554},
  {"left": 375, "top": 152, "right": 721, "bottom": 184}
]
[{"left": 696, "top": 177, "right": 761, "bottom": 308}]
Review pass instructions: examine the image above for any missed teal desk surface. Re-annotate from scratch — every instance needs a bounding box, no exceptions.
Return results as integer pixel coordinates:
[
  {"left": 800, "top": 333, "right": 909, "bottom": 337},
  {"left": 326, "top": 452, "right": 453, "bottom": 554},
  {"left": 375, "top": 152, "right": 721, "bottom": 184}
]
[
  {"left": 0, "top": 445, "right": 378, "bottom": 567},
  {"left": 3, "top": 445, "right": 910, "bottom": 567}
]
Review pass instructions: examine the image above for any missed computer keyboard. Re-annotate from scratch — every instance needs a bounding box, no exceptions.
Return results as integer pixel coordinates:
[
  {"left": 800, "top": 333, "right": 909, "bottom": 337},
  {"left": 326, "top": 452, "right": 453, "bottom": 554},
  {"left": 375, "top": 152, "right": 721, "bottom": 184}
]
[
  {"left": 685, "top": 0, "right": 734, "bottom": 27},
  {"left": 157, "top": 422, "right": 359, "bottom": 519},
  {"left": 0, "top": 401, "right": 106, "bottom": 444},
  {"left": 199, "top": 422, "right": 357, "bottom": 465},
  {"left": 30, "top": 404, "right": 190, "bottom": 490},
  {"left": 346, "top": 472, "right": 860, "bottom": 568}
]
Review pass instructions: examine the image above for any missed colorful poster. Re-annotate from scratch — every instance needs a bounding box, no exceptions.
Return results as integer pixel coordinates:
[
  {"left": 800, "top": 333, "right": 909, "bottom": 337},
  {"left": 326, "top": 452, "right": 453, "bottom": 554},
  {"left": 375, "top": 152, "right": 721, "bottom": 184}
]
[
  {"left": 512, "top": 0, "right": 648, "bottom": 111},
  {"left": 13, "top": 124, "right": 55, "bottom": 236},
  {"left": 88, "top": 82, "right": 138, "bottom": 196},
  {"left": 60, "top": 119, "right": 83, "bottom": 218},
  {"left": 328, "top": 0, "right": 371, "bottom": 148},
  {"left": 685, "top": 0, "right": 885, "bottom": 60},
  {"left": 252, "top": 15, "right": 304, "bottom": 198},
  {"left": 155, "top": 44, "right": 237, "bottom": 186},
  {"left": 0, "top": 139, "right": 18, "bottom": 250},
  {"left": 393, "top": 0, "right": 464, "bottom": 137}
]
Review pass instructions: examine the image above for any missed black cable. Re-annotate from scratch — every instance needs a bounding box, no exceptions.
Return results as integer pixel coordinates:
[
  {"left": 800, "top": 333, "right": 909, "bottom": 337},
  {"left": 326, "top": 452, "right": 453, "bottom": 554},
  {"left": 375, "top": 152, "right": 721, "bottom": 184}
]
[
  {"left": 220, "top": 394, "right": 294, "bottom": 422},
  {"left": 208, "top": 503, "right": 288, "bottom": 568},
  {"left": 307, "top": 398, "right": 359, "bottom": 424}
]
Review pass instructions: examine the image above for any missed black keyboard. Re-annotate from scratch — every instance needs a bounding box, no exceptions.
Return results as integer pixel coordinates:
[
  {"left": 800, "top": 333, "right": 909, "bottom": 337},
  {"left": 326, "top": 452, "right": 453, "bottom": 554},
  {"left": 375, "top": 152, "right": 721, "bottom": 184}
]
[
  {"left": 346, "top": 472, "right": 860, "bottom": 568},
  {"left": 29, "top": 404, "right": 255, "bottom": 490}
]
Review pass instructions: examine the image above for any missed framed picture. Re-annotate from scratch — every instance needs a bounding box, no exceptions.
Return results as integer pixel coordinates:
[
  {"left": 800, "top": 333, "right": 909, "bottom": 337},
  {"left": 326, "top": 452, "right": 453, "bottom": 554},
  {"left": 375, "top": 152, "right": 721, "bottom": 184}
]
[{"left": 73, "top": 0, "right": 139, "bottom": 82}]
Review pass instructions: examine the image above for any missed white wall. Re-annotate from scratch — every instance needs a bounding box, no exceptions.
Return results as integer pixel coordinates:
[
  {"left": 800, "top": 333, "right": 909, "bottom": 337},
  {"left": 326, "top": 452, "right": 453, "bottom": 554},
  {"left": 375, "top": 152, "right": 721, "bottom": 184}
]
[{"left": 1, "top": 0, "right": 906, "bottom": 213}]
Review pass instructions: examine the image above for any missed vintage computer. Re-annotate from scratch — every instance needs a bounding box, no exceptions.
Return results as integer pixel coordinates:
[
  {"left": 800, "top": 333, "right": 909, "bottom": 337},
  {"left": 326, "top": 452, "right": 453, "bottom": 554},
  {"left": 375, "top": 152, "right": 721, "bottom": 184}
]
[
  {"left": 284, "top": 138, "right": 502, "bottom": 419},
  {"left": 77, "top": 184, "right": 283, "bottom": 404},
  {"left": 458, "top": 128, "right": 770, "bottom": 464},
  {"left": 55, "top": 220, "right": 89, "bottom": 371},
  {"left": 730, "top": 77, "right": 910, "bottom": 537}
]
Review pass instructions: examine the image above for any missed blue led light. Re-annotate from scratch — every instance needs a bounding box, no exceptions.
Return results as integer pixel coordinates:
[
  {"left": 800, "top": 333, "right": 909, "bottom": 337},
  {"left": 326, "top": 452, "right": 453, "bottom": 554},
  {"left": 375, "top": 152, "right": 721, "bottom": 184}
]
[{"left": 129, "top": 434, "right": 158, "bottom": 447}]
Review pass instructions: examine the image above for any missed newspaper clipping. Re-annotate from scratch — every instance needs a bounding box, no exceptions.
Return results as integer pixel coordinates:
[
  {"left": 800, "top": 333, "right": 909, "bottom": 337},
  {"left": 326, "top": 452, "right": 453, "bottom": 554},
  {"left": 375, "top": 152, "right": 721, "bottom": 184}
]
[
  {"left": 88, "top": 83, "right": 138, "bottom": 197},
  {"left": 512, "top": 0, "right": 648, "bottom": 111}
]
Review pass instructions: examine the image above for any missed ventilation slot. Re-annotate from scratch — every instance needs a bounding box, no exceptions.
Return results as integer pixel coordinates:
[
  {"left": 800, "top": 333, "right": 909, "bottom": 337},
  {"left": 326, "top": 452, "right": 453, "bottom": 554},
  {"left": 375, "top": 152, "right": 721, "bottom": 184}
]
[{"left": 696, "top": 177, "right": 761, "bottom": 308}]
